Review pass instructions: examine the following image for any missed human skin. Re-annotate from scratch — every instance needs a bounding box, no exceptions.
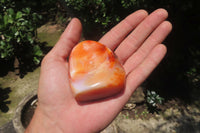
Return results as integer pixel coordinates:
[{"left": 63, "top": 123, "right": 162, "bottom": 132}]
[{"left": 25, "top": 9, "right": 172, "bottom": 133}]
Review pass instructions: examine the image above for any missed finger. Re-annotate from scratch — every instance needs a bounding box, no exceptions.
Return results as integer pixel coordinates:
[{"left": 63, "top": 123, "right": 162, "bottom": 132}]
[
  {"left": 115, "top": 8, "right": 168, "bottom": 64},
  {"left": 99, "top": 10, "right": 148, "bottom": 50},
  {"left": 124, "top": 21, "right": 172, "bottom": 74},
  {"left": 124, "top": 44, "right": 167, "bottom": 98},
  {"left": 50, "top": 18, "right": 82, "bottom": 58}
]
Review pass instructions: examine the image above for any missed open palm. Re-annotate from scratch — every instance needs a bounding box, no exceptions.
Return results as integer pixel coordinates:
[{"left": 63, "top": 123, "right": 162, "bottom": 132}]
[{"left": 26, "top": 9, "right": 172, "bottom": 133}]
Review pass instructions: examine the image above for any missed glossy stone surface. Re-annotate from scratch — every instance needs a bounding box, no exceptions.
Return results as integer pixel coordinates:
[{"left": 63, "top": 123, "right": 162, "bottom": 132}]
[{"left": 69, "top": 40, "right": 126, "bottom": 102}]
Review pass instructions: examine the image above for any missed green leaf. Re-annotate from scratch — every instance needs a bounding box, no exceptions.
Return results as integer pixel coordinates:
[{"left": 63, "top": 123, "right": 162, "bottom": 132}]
[
  {"left": 0, "top": 41, "right": 6, "bottom": 46},
  {"left": 17, "top": 18, "right": 25, "bottom": 22},
  {"left": 8, "top": 17, "right": 14, "bottom": 24},
  {"left": 27, "top": 35, "right": 33, "bottom": 43},
  {"left": 33, "top": 57, "right": 40, "bottom": 65},
  {"left": 16, "top": 11, "right": 23, "bottom": 19},
  {"left": 23, "top": 8, "right": 31, "bottom": 14},
  {"left": 33, "top": 45, "right": 43, "bottom": 56},
  {"left": 8, "top": 8, "right": 14, "bottom": 16},
  {"left": 116, "top": 17, "right": 120, "bottom": 22},
  {"left": 1, "top": 52, "right": 6, "bottom": 58},
  {"left": 17, "top": 37, "right": 21, "bottom": 43},
  {"left": 147, "top": 90, "right": 150, "bottom": 95},
  {"left": 14, "top": 31, "right": 19, "bottom": 36},
  {"left": 3, "top": 15, "right": 8, "bottom": 25},
  {"left": 151, "top": 91, "right": 156, "bottom": 95},
  {"left": 38, "top": 14, "right": 42, "bottom": 20}
]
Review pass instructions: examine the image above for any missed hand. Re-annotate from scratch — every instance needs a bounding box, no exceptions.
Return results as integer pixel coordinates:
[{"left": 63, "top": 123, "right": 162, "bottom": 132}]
[{"left": 26, "top": 9, "right": 172, "bottom": 133}]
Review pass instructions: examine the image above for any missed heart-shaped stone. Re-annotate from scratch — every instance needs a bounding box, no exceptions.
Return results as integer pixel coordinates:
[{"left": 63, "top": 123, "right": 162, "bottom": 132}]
[{"left": 69, "top": 40, "right": 126, "bottom": 102}]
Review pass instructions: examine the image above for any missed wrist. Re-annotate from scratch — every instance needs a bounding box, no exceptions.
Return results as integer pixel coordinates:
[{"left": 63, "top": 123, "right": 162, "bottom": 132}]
[{"left": 25, "top": 106, "right": 63, "bottom": 133}]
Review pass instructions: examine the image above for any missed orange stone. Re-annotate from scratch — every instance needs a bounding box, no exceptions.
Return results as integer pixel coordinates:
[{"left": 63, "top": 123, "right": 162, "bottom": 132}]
[{"left": 69, "top": 40, "right": 126, "bottom": 102}]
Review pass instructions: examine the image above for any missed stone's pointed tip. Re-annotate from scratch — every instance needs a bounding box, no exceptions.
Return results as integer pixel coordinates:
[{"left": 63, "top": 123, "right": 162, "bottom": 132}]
[{"left": 69, "top": 40, "right": 126, "bottom": 102}]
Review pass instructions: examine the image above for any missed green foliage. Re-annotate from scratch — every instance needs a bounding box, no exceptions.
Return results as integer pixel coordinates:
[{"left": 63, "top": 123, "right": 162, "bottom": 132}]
[
  {"left": 64, "top": 0, "right": 199, "bottom": 36},
  {"left": 121, "top": 0, "right": 141, "bottom": 8},
  {"left": 64, "top": 0, "right": 126, "bottom": 36},
  {"left": 0, "top": 0, "right": 42, "bottom": 65},
  {"left": 65, "top": 0, "right": 115, "bottom": 27},
  {"left": 146, "top": 90, "right": 164, "bottom": 108}
]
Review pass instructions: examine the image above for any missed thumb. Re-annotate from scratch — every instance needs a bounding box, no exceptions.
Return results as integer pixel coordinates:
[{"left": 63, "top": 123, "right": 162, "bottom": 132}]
[{"left": 50, "top": 18, "right": 82, "bottom": 58}]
